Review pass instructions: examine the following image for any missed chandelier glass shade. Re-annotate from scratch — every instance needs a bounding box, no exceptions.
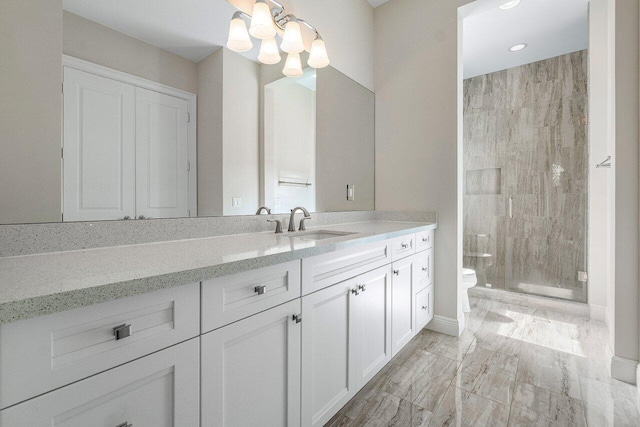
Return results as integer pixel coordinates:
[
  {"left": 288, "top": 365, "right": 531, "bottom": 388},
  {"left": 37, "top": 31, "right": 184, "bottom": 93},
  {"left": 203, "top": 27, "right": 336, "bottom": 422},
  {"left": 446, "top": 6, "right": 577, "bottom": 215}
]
[{"left": 226, "top": 0, "right": 330, "bottom": 76}]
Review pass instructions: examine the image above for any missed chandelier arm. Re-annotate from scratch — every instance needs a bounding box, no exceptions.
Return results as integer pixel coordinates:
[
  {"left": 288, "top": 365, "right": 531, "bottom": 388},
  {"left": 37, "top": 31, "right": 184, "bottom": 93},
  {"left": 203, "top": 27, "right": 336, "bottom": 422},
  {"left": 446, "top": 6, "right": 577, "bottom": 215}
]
[{"left": 296, "top": 18, "right": 320, "bottom": 39}]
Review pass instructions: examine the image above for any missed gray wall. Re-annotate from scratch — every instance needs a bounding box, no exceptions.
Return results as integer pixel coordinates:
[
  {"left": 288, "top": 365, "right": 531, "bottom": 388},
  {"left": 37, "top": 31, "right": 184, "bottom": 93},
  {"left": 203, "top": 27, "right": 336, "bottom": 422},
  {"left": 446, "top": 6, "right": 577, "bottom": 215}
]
[
  {"left": 463, "top": 51, "right": 588, "bottom": 302},
  {"left": 197, "top": 49, "right": 224, "bottom": 217},
  {"left": 0, "top": 0, "right": 63, "bottom": 224},
  {"left": 374, "top": 0, "right": 472, "bottom": 325},
  {"left": 63, "top": 11, "right": 198, "bottom": 94},
  {"left": 316, "top": 66, "right": 375, "bottom": 212}
]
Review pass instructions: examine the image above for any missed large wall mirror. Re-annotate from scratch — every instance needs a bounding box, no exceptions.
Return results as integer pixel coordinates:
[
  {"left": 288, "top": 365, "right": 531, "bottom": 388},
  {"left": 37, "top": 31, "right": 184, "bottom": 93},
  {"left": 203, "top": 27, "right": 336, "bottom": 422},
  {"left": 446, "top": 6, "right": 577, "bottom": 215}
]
[{"left": 0, "top": 0, "right": 374, "bottom": 224}]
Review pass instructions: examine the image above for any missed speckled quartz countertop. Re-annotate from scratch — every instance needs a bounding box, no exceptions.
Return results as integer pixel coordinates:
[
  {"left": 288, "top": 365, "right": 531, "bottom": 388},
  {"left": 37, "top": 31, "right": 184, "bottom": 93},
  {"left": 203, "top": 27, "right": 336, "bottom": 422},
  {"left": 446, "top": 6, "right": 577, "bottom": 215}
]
[{"left": 0, "top": 220, "right": 436, "bottom": 324}]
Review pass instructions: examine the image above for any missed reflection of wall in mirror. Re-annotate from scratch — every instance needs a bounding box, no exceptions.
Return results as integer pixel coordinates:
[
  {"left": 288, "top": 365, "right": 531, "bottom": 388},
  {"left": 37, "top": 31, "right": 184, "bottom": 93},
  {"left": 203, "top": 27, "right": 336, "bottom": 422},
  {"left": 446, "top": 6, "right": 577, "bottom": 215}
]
[{"left": 264, "top": 72, "right": 317, "bottom": 214}]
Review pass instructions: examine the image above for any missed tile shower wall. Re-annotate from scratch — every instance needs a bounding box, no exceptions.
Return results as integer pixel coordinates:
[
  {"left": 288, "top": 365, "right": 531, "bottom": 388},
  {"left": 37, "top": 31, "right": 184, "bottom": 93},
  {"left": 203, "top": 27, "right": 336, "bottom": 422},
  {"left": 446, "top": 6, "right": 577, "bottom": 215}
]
[{"left": 463, "top": 50, "right": 588, "bottom": 302}]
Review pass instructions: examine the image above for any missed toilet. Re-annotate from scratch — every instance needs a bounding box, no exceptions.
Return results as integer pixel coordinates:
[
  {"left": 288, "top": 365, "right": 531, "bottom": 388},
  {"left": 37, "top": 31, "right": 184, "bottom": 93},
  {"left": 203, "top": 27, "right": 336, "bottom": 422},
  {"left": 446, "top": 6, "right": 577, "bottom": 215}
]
[{"left": 462, "top": 268, "right": 478, "bottom": 313}]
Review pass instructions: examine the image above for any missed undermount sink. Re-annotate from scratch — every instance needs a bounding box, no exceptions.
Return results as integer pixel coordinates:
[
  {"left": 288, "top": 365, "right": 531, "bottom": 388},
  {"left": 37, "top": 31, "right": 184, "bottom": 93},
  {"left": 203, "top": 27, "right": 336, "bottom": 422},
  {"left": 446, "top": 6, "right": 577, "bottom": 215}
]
[{"left": 288, "top": 230, "right": 356, "bottom": 241}]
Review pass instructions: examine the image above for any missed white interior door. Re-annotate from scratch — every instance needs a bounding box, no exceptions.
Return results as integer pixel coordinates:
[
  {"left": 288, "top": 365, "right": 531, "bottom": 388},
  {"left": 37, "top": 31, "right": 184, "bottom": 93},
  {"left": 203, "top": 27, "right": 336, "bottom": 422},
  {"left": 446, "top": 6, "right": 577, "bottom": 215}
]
[
  {"left": 135, "top": 87, "right": 190, "bottom": 219},
  {"left": 63, "top": 67, "right": 136, "bottom": 221}
]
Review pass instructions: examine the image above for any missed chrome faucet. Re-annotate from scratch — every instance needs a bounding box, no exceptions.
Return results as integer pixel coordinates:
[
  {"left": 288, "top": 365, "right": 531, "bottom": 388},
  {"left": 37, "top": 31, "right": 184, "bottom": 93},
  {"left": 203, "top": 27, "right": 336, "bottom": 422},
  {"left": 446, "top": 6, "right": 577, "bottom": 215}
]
[
  {"left": 256, "top": 206, "right": 271, "bottom": 215},
  {"left": 288, "top": 207, "right": 311, "bottom": 232}
]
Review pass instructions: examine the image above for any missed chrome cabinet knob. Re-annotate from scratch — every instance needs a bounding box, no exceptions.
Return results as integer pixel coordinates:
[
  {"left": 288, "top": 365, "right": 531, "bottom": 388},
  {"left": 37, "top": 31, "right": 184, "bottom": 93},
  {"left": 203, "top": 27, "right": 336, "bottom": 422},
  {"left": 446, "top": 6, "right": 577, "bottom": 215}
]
[
  {"left": 113, "top": 324, "right": 132, "bottom": 341},
  {"left": 422, "top": 267, "right": 428, "bottom": 272},
  {"left": 401, "top": 242, "right": 409, "bottom": 249},
  {"left": 254, "top": 285, "right": 267, "bottom": 295},
  {"left": 422, "top": 306, "right": 428, "bottom": 311},
  {"left": 351, "top": 288, "right": 360, "bottom": 296},
  {"left": 358, "top": 284, "right": 366, "bottom": 292},
  {"left": 292, "top": 314, "right": 302, "bottom": 323},
  {"left": 422, "top": 237, "right": 429, "bottom": 243},
  {"left": 393, "top": 270, "right": 400, "bottom": 275}
]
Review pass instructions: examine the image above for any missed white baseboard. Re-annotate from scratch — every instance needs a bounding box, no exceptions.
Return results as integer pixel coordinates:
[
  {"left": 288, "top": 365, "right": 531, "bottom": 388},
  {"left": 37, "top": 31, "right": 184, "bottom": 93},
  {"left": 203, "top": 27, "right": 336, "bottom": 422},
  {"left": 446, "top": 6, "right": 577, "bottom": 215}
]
[
  {"left": 427, "top": 315, "right": 461, "bottom": 337},
  {"left": 589, "top": 304, "right": 606, "bottom": 321},
  {"left": 610, "top": 354, "right": 639, "bottom": 385}
]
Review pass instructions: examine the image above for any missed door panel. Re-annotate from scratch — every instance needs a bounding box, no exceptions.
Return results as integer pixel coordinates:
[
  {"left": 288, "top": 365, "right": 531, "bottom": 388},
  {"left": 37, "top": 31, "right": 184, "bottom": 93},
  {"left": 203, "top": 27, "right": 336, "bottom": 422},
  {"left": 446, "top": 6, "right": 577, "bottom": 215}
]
[
  {"left": 0, "top": 339, "right": 199, "bottom": 426},
  {"left": 391, "top": 255, "right": 414, "bottom": 356},
  {"left": 201, "top": 300, "right": 301, "bottom": 427},
  {"left": 301, "top": 282, "right": 356, "bottom": 427},
  {"left": 63, "top": 67, "right": 136, "bottom": 221},
  {"left": 135, "top": 88, "right": 190, "bottom": 219},
  {"left": 354, "top": 265, "right": 392, "bottom": 387}
]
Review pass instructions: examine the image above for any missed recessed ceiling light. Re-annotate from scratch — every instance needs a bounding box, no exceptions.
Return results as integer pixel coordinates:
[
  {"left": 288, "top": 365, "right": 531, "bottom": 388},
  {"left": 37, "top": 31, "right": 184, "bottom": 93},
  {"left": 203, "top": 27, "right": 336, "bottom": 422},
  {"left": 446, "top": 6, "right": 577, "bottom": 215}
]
[
  {"left": 499, "top": 0, "right": 521, "bottom": 10},
  {"left": 509, "top": 43, "right": 528, "bottom": 52}
]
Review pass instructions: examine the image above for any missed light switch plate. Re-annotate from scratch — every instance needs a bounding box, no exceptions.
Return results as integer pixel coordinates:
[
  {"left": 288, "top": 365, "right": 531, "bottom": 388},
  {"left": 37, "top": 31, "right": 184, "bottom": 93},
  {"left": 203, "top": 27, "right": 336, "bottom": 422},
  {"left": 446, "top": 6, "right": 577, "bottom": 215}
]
[
  {"left": 347, "top": 185, "right": 355, "bottom": 201},
  {"left": 232, "top": 197, "right": 242, "bottom": 208}
]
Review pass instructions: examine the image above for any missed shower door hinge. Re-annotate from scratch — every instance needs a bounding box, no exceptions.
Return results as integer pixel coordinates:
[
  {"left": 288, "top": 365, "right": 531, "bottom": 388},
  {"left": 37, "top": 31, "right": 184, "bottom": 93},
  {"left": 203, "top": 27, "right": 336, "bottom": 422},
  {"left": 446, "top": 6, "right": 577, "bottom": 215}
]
[{"left": 578, "top": 271, "right": 588, "bottom": 282}]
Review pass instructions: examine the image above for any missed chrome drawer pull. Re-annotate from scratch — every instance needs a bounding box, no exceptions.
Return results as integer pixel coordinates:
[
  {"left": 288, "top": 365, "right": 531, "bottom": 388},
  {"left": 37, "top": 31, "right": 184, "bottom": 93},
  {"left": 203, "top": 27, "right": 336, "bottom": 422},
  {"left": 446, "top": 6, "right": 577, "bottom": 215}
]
[
  {"left": 401, "top": 242, "right": 409, "bottom": 249},
  {"left": 116, "top": 422, "right": 132, "bottom": 427},
  {"left": 422, "top": 237, "right": 429, "bottom": 243},
  {"left": 113, "top": 324, "right": 132, "bottom": 341},
  {"left": 393, "top": 270, "right": 400, "bottom": 275},
  {"left": 358, "top": 284, "right": 367, "bottom": 292},
  {"left": 292, "top": 314, "right": 302, "bottom": 323},
  {"left": 422, "top": 267, "right": 428, "bottom": 272},
  {"left": 254, "top": 285, "right": 267, "bottom": 295},
  {"left": 351, "top": 288, "right": 360, "bottom": 296},
  {"left": 422, "top": 306, "right": 428, "bottom": 311}
]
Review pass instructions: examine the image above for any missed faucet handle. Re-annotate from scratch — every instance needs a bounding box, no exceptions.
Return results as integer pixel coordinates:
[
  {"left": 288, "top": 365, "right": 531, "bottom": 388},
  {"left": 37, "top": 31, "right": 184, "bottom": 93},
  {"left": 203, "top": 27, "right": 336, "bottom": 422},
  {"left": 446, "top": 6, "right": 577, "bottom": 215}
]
[
  {"left": 299, "top": 216, "right": 311, "bottom": 231},
  {"left": 267, "top": 219, "right": 283, "bottom": 234}
]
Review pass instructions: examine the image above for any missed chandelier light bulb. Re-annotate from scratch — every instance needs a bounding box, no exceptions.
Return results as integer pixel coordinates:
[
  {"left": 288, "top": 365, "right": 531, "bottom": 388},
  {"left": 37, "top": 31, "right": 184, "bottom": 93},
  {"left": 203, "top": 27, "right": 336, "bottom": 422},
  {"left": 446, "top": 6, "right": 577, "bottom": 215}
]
[
  {"left": 258, "top": 37, "right": 282, "bottom": 64},
  {"left": 227, "top": 14, "right": 252, "bottom": 52},
  {"left": 307, "top": 37, "right": 330, "bottom": 68},
  {"left": 249, "top": 0, "right": 276, "bottom": 40},
  {"left": 283, "top": 52, "right": 303, "bottom": 77},
  {"left": 280, "top": 19, "right": 305, "bottom": 54}
]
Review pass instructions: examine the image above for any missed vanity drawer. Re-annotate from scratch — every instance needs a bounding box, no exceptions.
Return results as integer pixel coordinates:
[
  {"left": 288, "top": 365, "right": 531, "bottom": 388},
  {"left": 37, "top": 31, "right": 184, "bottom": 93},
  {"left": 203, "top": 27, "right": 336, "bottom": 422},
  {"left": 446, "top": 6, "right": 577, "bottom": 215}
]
[
  {"left": 415, "top": 229, "right": 434, "bottom": 252},
  {"left": 391, "top": 234, "right": 415, "bottom": 261},
  {"left": 0, "top": 338, "right": 200, "bottom": 426},
  {"left": 0, "top": 282, "right": 200, "bottom": 409},
  {"left": 415, "top": 284, "right": 434, "bottom": 332},
  {"left": 201, "top": 260, "right": 301, "bottom": 333},
  {"left": 414, "top": 248, "right": 434, "bottom": 290},
  {"left": 302, "top": 240, "right": 391, "bottom": 295}
]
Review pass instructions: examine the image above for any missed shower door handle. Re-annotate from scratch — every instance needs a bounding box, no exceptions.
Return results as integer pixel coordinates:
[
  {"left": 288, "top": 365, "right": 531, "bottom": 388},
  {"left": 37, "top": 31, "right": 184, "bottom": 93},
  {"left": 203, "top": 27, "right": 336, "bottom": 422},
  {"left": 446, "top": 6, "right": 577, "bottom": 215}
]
[{"left": 508, "top": 196, "right": 513, "bottom": 219}]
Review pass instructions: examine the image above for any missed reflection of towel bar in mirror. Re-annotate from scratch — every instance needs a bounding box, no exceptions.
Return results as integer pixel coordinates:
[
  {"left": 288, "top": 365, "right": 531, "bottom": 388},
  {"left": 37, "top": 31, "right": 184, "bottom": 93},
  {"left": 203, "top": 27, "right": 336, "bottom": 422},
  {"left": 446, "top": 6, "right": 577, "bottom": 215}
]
[
  {"left": 278, "top": 180, "right": 312, "bottom": 186},
  {"left": 596, "top": 156, "right": 611, "bottom": 168}
]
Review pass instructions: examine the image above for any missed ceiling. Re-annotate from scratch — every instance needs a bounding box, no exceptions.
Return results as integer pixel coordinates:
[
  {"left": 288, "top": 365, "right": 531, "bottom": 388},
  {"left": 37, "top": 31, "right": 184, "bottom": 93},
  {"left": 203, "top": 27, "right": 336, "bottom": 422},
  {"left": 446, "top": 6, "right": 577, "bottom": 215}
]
[
  {"left": 63, "top": 0, "right": 257, "bottom": 63},
  {"left": 463, "top": 0, "right": 588, "bottom": 79}
]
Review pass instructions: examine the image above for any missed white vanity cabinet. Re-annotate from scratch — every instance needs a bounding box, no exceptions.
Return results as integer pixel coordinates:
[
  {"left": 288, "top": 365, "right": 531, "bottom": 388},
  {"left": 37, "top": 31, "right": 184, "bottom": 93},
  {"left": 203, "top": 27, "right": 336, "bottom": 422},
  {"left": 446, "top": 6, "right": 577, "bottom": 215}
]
[
  {"left": 0, "top": 338, "right": 200, "bottom": 427},
  {"left": 301, "top": 265, "right": 392, "bottom": 427},
  {"left": 200, "top": 299, "right": 302, "bottom": 427}
]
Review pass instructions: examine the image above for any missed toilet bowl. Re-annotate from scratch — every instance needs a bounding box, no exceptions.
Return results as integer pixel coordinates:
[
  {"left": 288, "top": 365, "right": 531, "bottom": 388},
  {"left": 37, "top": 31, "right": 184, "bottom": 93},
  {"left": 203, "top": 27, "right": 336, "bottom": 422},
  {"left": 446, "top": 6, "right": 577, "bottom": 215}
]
[{"left": 462, "top": 268, "right": 478, "bottom": 313}]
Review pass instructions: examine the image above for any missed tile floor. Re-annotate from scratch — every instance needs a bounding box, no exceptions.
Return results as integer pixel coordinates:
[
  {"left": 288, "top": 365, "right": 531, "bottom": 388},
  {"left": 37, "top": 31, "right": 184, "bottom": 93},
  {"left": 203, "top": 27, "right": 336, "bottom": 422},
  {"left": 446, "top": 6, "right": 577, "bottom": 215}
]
[{"left": 326, "top": 295, "right": 640, "bottom": 426}]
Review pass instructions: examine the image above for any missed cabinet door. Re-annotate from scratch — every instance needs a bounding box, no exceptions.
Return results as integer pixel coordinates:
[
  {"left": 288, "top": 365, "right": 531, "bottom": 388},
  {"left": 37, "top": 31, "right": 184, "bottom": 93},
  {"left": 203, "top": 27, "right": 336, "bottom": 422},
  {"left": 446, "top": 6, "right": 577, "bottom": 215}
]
[
  {"left": 353, "top": 265, "right": 392, "bottom": 388},
  {"left": 301, "top": 281, "right": 357, "bottom": 427},
  {"left": 0, "top": 338, "right": 199, "bottom": 426},
  {"left": 135, "top": 87, "right": 190, "bottom": 219},
  {"left": 201, "top": 300, "right": 301, "bottom": 427},
  {"left": 63, "top": 67, "right": 136, "bottom": 221},
  {"left": 415, "top": 284, "right": 434, "bottom": 332},
  {"left": 391, "top": 255, "right": 415, "bottom": 356}
]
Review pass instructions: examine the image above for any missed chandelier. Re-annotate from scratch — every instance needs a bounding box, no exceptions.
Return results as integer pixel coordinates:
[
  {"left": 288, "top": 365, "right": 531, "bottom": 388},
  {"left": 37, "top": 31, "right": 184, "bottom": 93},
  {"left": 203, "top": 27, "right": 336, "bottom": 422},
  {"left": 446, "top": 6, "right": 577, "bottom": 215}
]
[{"left": 226, "top": 0, "right": 330, "bottom": 77}]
